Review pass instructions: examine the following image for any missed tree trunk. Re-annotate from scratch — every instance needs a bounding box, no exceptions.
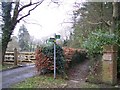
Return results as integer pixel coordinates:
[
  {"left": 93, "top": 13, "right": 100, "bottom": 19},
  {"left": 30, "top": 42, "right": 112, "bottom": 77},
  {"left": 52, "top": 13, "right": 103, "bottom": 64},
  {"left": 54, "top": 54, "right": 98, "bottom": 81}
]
[
  {"left": 2, "top": 41, "right": 9, "bottom": 65},
  {"left": 1, "top": 2, "right": 12, "bottom": 65},
  {"left": 2, "top": 28, "right": 12, "bottom": 65},
  {"left": 111, "top": 2, "right": 118, "bottom": 34}
]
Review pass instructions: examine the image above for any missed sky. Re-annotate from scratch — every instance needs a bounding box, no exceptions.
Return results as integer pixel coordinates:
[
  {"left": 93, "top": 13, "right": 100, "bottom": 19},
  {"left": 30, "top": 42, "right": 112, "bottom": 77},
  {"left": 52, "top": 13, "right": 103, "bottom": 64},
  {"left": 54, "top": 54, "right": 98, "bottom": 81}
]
[{"left": 13, "top": 0, "right": 85, "bottom": 40}]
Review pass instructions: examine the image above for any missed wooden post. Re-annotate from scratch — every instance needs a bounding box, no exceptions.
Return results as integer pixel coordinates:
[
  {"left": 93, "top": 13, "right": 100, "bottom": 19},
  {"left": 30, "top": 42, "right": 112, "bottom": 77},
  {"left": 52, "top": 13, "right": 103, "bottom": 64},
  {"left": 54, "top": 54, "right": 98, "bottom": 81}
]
[
  {"left": 0, "top": 51, "right": 2, "bottom": 65},
  {"left": 14, "top": 48, "right": 18, "bottom": 66}
]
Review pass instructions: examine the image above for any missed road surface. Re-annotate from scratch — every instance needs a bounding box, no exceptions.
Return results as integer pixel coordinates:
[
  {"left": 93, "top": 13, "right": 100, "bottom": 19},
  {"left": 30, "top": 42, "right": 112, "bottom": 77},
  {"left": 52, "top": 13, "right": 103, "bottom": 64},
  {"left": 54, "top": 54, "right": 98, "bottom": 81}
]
[{"left": 1, "top": 65, "right": 37, "bottom": 88}]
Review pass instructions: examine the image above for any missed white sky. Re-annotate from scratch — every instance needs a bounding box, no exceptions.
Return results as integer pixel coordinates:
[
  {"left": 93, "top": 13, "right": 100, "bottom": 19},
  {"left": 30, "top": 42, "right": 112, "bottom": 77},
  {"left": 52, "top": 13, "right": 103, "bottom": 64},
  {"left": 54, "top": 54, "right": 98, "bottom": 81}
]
[{"left": 13, "top": 0, "right": 85, "bottom": 40}]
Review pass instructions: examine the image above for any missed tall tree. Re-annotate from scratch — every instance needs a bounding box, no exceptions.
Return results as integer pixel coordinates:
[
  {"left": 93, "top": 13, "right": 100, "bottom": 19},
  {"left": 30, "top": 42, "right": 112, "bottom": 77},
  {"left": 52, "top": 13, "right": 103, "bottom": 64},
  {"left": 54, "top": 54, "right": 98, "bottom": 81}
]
[
  {"left": 7, "top": 36, "right": 19, "bottom": 51},
  {"left": 71, "top": 2, "right": 117, "bottom": 48},
  {"left": 18, "top": 24, "right": 30, "bottom": 51}
]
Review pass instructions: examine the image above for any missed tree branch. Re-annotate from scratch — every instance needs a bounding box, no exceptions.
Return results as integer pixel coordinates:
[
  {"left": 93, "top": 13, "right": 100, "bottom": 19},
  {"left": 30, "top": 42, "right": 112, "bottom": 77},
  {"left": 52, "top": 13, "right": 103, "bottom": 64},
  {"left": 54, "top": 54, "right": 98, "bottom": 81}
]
[
  {"left": 18, "top": 1, "right": 40, "bottom": 13},
  {"left": 62, "top": 21, "right": 74, "bottom": 23},
  {"left": 86, "top": 18, "right": 111, "bottom": 27},
  {"left": 51, "top": 0, "right": 60, "bottom": 5},
  {"left": 101, "top": 18, "right": 111, "bottom": 27},
  {"left": 87, "top": 21, "right": 102, "bottom": 25},
  {"left": 60, "top": 18, "right": 74, "bottom": 26},
  {"left": 17, "top": 0, "right": 44, "bottom": 22},
  {"left": 12, "top": 1, "right": 19, "bottom": 21},
  {"left": 22, "top": 19, "right": 42, "bottom": 27},
  {"left": 73, "top": 2, "right": 81, "bottom": 8}
]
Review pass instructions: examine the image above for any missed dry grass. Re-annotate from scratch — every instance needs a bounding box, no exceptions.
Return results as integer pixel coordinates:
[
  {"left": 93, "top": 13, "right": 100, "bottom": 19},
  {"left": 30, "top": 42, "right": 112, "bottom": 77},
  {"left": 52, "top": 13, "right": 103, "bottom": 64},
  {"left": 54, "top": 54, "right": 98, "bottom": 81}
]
[
  {"left": 11, "top": 74, "right": 67, "bottom": 88},
  {"left": 0, "top": 63, "right": 14, "bottom": 71}
]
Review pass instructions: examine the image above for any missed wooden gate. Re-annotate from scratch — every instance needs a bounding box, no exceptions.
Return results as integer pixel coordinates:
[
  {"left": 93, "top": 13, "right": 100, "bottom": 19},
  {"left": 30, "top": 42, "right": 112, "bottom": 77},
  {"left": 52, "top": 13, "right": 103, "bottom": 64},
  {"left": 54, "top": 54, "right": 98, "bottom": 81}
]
[{"left": 4, "top": 49, "right": 36, "bottom": 65}]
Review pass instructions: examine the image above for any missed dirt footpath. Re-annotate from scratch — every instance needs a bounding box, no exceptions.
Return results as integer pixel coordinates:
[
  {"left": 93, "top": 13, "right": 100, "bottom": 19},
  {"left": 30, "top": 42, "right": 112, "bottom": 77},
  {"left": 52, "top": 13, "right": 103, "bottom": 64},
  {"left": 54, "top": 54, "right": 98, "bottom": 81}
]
[
  {"left": 66, "top": 60, "right": 120, "bottom": 88},
  {"left": 66, "top": 60, "right": 89, "bottom": 88}
]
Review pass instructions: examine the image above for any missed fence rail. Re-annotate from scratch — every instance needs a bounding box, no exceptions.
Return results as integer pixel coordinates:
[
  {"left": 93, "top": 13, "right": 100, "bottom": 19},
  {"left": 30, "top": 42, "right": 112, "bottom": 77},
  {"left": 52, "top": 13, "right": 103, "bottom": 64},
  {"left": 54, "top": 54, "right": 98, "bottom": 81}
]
[{"left": 5, "top": 50, "right": 36, "bottom": 63}]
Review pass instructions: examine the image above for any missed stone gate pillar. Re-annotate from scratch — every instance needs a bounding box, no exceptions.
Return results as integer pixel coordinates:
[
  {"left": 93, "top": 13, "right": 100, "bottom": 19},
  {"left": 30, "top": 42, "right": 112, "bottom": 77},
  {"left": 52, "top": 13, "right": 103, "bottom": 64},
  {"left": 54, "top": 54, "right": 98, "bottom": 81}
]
[{"left": 102, "top": 45, "right": 118, "bottom": 85}]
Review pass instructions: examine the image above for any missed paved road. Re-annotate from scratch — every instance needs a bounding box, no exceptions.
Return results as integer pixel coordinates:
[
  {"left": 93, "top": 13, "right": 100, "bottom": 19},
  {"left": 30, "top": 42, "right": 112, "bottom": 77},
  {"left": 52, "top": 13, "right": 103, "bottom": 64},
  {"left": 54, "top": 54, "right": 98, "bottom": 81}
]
[{"left": 1, "top": 65, "right": 37, "bottom": 88}]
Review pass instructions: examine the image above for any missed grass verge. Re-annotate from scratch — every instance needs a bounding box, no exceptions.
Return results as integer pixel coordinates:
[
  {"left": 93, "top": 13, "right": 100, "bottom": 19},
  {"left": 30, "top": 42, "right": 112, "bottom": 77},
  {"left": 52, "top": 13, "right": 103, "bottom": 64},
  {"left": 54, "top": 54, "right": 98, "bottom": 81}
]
[
  {"left": 11, "top": 74, "right": 67, "bottom": 88},
  {"left": 0, "top": 64, "right": 15, "bottom": 71}
]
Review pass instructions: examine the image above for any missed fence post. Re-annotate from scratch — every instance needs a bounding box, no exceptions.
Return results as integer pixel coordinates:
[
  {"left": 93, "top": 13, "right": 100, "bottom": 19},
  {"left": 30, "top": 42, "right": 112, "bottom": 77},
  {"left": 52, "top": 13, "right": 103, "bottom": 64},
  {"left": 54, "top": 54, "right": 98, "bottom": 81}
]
[
  {"left": 14, "top": 48, "right": 18, "bottom": 66},
  {"left": 0, "top": 51, "right": 2, "bottom": 65}
]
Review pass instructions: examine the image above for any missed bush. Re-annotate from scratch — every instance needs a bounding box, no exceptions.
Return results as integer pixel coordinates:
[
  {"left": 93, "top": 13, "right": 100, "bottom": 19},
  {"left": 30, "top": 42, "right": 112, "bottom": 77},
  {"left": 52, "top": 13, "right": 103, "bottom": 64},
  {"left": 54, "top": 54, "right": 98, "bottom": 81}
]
[
  {"left": 63, "top": 47, "right": 87, "bottom": 68},
  {"left": 82, "top": 30, "right": 118, "bottom": 57},
  {"left": 70, "top": 50, "right": 87, "bottom": 66},
  {"left": 41, "top": 44, "right": 66, "bottom": 75},
  {"left": 82, "top": 30, "right": 120, "bottom": 78}
]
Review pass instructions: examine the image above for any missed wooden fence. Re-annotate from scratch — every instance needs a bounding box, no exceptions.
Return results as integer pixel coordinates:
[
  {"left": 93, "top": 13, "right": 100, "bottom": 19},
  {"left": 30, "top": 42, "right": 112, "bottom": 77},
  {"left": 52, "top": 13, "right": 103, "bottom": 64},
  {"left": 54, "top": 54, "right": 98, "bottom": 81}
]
[{"left": 4, "top": 48, "right": 36, "bottom": 65}]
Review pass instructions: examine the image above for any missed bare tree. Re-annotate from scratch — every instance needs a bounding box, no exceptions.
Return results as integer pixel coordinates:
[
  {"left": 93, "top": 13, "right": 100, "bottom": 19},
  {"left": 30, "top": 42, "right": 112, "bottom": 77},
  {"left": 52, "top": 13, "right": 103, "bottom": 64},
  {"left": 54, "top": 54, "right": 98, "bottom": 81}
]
[
  {"left": 1, "top": 0, "right": 61, "bottom": 65},
  {"left": 1, "top": 0, "right": 44, "bottom": 65}
]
